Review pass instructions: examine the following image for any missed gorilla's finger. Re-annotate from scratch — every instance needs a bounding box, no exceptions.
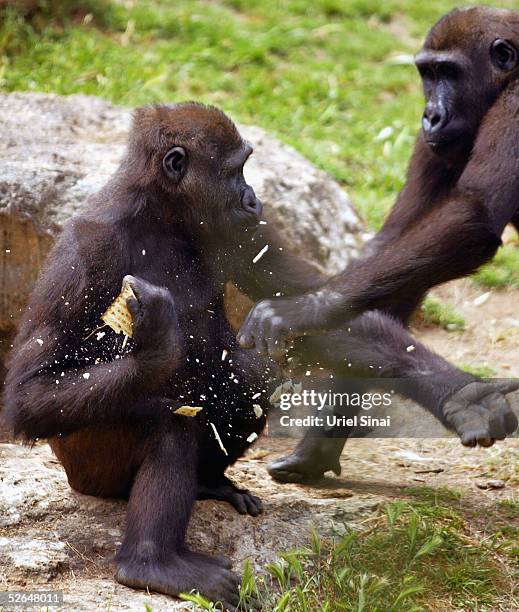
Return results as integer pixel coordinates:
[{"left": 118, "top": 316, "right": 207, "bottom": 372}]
[
  {"left": 237, "top": 321, "right": 255, "bottom": 348},
  {"left": 126, "top": 297, "right": 141, "bottom": 320},
  {"left": 122, "top": 274, "right": 138, "bottom": 289},
  {"left": 482, "top": 392, "right": 518, "bottom": 434},
  {"left": 461, "top": 433, "right": 478, "bottom": 447},
  {"left": 237, "top": 309, "right": 259, "bottom": 348},
  {"left": 250, "top": 495, "right": 263, "bottom": 512},
  {"left": 477, "top": 437, "right": 495, "bottom": 447},
  {"left": 502, "top": 409, "right": 519, "bottom": 433},
  {"left": 253, "top": 329, "right": 267, "bottom": 355},
  {"left": 492, "top": 379, "right": 519, "bottom": 395},
  {"left": 230, "top": 493, "right": 248, "bottom": 515},
  {"left": 243, "top": 495, "right": 261, "bottom": 517}
]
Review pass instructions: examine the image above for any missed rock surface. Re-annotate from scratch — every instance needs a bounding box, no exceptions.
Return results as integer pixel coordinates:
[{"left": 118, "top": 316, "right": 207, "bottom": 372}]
[
  {"left": 0, "top": 92, "right": 364, "bottom": 334},
  {"left": 2, "top": 435, "right": 519, "bottom": 610},
  {"left": 0, "top": 441, "right": 379, "bottom": 610}
]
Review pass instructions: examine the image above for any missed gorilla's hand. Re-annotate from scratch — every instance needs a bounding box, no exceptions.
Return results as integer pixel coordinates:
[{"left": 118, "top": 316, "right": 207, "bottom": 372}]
[
  {"left": 237, "top": 294, "right": 325, "bottom": 361},
  {"left": 123, "top": 275, "right": 179, "bottom": 356},
  {"left": 443, "top": 380, "right": 519, "bottom": 447}
]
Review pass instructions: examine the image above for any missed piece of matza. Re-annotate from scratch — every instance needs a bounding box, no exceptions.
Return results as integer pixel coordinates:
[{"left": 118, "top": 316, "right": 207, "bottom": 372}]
[
  {"left": 174, "top": 406, "right": 203, "bottom": 417},
  {"left": 101, "top": 281, "right": 136, "bottom": 338}
]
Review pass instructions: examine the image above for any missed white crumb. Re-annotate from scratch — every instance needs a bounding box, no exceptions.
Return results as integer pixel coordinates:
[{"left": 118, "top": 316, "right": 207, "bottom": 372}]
[
  {"left": 253, "top": 404, "right": 263, "bottom": 418},
  {"left": 210, "top": 422, "right": 228, "bottom": 456},
  {"left": 247, "top": 432, "right": 258, "bottom": 443},
  {"left": 252, "top": 244, "right": 269, "bottom": 263}
]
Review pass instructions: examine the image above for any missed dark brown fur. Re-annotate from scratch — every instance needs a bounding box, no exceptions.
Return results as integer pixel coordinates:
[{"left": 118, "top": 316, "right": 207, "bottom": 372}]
[{"left": 239, "top": 8, "right": 519, "bottom": 481}]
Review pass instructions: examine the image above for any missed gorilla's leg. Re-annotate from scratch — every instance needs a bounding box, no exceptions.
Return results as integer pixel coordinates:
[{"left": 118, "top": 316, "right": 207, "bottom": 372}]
[
  {"left": 114, "top": 420, "right": 241, "bottom": 609},
  {"left": 269, "top": 311, "right": 517, "bottom": 483},
  {"left": 268, "top": 378, "right": 370, "bottom": 484}
]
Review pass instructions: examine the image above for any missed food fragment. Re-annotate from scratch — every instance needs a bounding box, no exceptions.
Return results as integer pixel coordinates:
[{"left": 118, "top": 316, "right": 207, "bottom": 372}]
[
  {"left": 252, "top": 244, "right": 269, "bottom": 263},
  {"left": 247, "top": 432, "right": 258, "bottom": 443},
  {"left": 253, "top": 404, "right": 263, "bottom": 418},
  {"left": 210, "top": 422, "right": 228, "bottom": 456},
  {"left": 269, "top": 379, "right": 298, "bottom": 405},
  {"left": 174, "top": 406, "right": 203, "bottom": 417},
  {"left": 406, "top": 345, "right": 415, "bottom": 352},
  {"left": 101, "top": 281, "right": 136, "bottom": 338}
]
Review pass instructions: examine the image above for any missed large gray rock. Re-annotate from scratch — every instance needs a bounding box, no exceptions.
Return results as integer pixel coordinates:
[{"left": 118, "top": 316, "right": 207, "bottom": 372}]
[{"left": 0, "top": 92, "right": 364, "bottom": 334}]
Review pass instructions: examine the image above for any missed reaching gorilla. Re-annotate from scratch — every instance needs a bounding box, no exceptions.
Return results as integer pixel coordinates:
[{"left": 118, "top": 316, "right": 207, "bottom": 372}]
[{"left": 239, "top": 6, "right": 519, "bottom": 480}]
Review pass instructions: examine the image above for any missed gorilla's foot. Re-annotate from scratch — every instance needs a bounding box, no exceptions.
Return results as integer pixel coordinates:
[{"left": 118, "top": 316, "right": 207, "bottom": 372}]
[
  {"left": 115, "top": 550, "right": 240, "bottom": 610},
  {"left": 198, "top": 475, "right": 263, "bottom": 516},
  {"left": 268, "top": 436, "right": 345, "bottom": 484},
  {"left": 443, "top": 381, "right": 519, "bottom": 447}
]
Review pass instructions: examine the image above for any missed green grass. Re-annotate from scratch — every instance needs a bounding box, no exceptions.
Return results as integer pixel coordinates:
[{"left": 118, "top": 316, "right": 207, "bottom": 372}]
[
  {"left": 420, "top": 296, "right": 465, "bottom": 332},
  {"left": 1, "top": 0, "right": 519, "bottom": 238},
  {"left": 457, "top": 363, "right": 497, "bottom": 379},
  {"left": 474, "top": 244, "right": 519, "bottom": 290},
  {"left": 497, "top": 499, "right": 519, "bottom": 520},
  {"left": 180, "top": 499, "right": 514, "bottom": 610},
  {"left": 404, "top": 485, "right": 463, "bottom": 506}
]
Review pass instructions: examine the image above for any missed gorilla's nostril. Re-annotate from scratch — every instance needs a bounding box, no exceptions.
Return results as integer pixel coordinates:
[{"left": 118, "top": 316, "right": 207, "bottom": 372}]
[
  {"left": 430, "top": 113, "right": 441, "bottom": 127},
  {"left": 423, "top": 105, "right": 448, "bottom": 135}
]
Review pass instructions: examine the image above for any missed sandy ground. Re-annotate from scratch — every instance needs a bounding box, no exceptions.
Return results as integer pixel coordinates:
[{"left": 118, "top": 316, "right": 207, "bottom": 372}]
[{"left": 416, "top": 279, "right": 519, "bottom": 378}]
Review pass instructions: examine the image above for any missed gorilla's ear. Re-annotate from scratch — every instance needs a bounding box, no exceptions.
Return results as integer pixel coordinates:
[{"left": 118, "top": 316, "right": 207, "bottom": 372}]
[{"left": 163, "top": 147, "right": 186, "bottom": 183}]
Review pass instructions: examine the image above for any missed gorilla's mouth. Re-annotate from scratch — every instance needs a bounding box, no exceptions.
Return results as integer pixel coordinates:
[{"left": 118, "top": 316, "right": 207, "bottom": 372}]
[
  {"left": 233, "top": 209, "right": 261, "bottom": 230},
  {"left": 423, "top": 118, "right": 470, "bottom": 153}
]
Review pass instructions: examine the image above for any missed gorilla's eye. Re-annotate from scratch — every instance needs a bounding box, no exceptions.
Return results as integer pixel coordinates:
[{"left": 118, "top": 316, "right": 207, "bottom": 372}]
[
  {"left": 490, "top": 39, "right": 518, "bottom": 71},
  {"left": 163, "top": 147, "right": 186, "bottom": 182}
]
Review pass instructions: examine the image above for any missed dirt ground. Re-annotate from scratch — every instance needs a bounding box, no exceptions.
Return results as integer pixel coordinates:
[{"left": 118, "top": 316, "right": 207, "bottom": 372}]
[{"left": 416, "top": 279, "right": 519, "bottom": 378}]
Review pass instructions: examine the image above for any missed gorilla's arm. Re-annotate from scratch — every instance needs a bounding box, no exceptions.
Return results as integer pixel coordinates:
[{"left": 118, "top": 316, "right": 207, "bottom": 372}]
[
  {"left": 238, "top": 86, "right": 519, "bottom": 353},
  {"left": 4, "top": 229, "right": 181, "bottom": 442},
  {"left": 230, "top": 223, "right": 327, "bottom": 299}
]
